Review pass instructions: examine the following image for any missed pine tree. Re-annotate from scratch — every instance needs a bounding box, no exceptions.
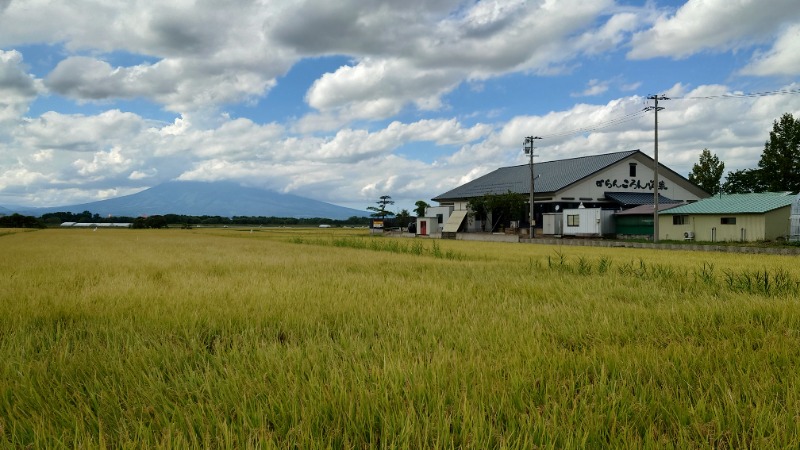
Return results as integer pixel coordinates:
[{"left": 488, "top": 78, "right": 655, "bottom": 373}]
[
  {"left": 366, "top": 195, "right": 395, "bottom": 219},
  {"left": 758, "top": 113, "right": 800, "bottom": 192}
]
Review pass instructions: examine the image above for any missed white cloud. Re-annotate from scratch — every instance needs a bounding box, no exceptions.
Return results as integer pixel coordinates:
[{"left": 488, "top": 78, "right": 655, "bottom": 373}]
[
  {"left": 741, "top": 24, "right": 800, "bottom": 76},
  {"left": 15, "top": 110, "right": 146, "bottom": 152},
  {"left": 2, "top": 1, "right": 294, "bottom": 113},
  {"left": 0, "top": 50, "right": 42, "bottom": 124},
  {"left": 573, "top": 12, "right": 640, "bottom": 55},
  {"left": 2, "top": 82, "right": 800, "bottom": 210},
  {"left": 499, "top": 83, "right": 800, "bottom": 178},
  {"left": 0, "top": 105, "right": 497, "bottom": 208},
  {"left": 297, "top": 0, "right": 636, "bottom": 127},
  {"left": 628, "top": 0, "right": 800, "bottom": 59},
  {"left": 2, "top": 1, "right": 800, "bottom": 212},
  {"left": 571, "top": 79, "right": 610, "bottom": 97},
  {"left": 129, "top": 169, "right": 157, "bottom": 180},
  {"left": 73, "top": 147, "right": 133, "bottom": 177}
]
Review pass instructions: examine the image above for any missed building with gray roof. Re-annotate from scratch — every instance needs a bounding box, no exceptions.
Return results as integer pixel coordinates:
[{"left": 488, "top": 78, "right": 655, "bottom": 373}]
[{"left": 431, "top": 150, "right": 708, "bottom": 233}]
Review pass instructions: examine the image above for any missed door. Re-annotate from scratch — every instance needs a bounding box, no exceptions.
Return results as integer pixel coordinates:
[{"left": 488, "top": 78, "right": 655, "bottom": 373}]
[{"left": 421, "top": 220, "right": 427, "bottom": 235}]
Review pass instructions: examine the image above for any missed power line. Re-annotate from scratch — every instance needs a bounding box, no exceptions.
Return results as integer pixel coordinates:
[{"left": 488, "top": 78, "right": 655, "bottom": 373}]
[
  {"left": 530, "top": 87, "right": 798, "bottom": 141},
  {"left": 538, "top": 109, "right": 650, "bottom": 139},
  {"left": 671, "top": 87, "right": 800, "bottom": 100}
]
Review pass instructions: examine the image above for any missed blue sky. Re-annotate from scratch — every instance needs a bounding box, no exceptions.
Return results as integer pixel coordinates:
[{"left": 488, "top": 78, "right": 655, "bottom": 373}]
[{"left": 1, "top": 0, "right": 799, "bottom": 213}]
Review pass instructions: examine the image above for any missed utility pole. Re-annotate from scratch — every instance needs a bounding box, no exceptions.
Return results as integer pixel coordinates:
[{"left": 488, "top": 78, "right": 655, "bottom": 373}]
[
  {"left": 523, "top": 136, "right": 541, "bottom": 240},
  {"left": 646, "top": 95, "right": 667, "bottom": 243}
]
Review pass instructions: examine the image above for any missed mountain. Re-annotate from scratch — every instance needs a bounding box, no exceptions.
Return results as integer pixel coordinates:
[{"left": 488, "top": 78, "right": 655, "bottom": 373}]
[{"left": 7, "top": 181, "right": 368, "bottom": 219}]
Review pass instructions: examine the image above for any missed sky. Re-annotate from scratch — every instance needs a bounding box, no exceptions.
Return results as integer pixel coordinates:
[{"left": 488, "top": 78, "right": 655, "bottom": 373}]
[{"left": 1, "top": 0, "right": 799, "bottom": 214}]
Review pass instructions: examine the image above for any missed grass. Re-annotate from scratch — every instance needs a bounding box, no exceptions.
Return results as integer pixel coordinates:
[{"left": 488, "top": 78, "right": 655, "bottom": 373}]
[{"left": 2, "top": 227, "right": 800, "bottom": 448}]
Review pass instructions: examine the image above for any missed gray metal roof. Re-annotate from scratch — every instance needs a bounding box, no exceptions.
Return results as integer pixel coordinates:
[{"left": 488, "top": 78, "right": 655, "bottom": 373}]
[{"left": 433, "top": 150, "right": 640, "bottom": 201}]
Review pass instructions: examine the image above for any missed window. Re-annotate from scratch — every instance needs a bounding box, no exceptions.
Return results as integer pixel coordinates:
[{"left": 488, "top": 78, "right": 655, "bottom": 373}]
[
  {"left": 436, "top": 214, "right": 443, "bottom": 224},
  {"left": 672, "top": 215, "right": 689, "bottom": 225},
  {"left": 721, "top": 217, "right": 736, "bottom": 225},
  {"left": 629, "top": 163, "right": 637, "bottom": 177},
  {"left": 567, "top": 214, "right": 580, "bottom": 227}
]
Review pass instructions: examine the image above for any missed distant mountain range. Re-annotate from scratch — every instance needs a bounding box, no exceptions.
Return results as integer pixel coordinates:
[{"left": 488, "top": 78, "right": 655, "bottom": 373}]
[{"left": 3, "top": 181, "right": 368, "bottom": 220}]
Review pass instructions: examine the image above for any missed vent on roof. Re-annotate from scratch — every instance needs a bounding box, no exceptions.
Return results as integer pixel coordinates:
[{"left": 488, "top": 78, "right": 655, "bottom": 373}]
[{"left": 791, "top": 193, "right": 800, "bottom": 242}]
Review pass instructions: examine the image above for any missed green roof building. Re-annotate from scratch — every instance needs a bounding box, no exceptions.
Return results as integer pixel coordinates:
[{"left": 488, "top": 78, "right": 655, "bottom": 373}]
[{"left": 657, "top": 192, "right": 796, "bottom": 242}]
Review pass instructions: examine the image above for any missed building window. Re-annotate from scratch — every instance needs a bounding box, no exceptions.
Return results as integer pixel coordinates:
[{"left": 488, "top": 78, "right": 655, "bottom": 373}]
[
  {"left": 721, "top": 217, "right": 736, "bottom": 225},
  {"left": 672, "top": 215, "right": 689, "bottom": 225},
  {"left": 567, "top": 214, "right": 580, "bottom": 227},
  {"left": 437, "top": 214, "right": 443, "bottom": 224},
  {"left": 629, "top": 163, "right": 637, "bottom": 177}
]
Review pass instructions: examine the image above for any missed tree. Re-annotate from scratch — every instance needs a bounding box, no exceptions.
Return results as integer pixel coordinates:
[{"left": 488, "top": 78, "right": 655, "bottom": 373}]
[
  {"left": 132, "top": 215, "right": 168, "bottom": 229},
  {"left": 145, "top": 215, "right": 168, "bottom": 229},
  {"left": 366, "top": 195, "right": 395, "bottom": 219},
  {"left": 413, "top": 200, "right": 430, "bottom": 217},
  {"left": 486, "top": 191, "right": 526, "bottom": 231},
  {"left": 392, "top": 208, "right": 411, "bottom": 230},
  {"left": 722, "top": 168, "right": 765, "bottom": 194},
  {"left": 758, "top": 113, "right": 800, "bottom": 192},
  {"left": 688, "top": 148, "right": 724, "bottom": 195},
  {"left": 0, "top": 213, "right": 45, "bottom": 228},
  {"left": 468, "top": 191, "right": 525, "bottom": 232},
  {"left": 467, "top": 196, "right": 489, "bottom": 231}
]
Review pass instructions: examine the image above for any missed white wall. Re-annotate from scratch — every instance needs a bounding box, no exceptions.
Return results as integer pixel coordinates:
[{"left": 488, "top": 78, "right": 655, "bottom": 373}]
[
  {"left": 562, "top": 208, "right": 615, "bottom": 236},
  {"left": 557, "top": 153, "right": 704, "bottom": 203},
  {"left": 424, "top": 205, "right": 453, "bottom": 233}
]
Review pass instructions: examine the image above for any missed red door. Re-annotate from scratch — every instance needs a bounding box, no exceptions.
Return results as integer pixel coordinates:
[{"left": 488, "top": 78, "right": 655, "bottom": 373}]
[{"left": 421, "top": 220, "right": 427, "bottom": 235}]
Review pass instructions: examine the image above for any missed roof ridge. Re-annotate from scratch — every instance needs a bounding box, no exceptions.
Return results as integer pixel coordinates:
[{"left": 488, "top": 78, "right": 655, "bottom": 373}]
[{"left": 504, "top": 149, "right": 640, "bottom": 169}]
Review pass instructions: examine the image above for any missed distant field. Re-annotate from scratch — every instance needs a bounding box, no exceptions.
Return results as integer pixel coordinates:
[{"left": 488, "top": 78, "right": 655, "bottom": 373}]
[{"left": 2, "top": 227, "right": 800, "bottom": 448}]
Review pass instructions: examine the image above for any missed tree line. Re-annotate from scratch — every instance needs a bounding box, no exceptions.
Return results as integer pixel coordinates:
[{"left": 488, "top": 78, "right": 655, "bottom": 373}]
[
  {"left": 689, "top": 112, "right": 800, "bottom": 195},
  {"left": 0, "top": 210, "right": 372, "bottom": 229}
]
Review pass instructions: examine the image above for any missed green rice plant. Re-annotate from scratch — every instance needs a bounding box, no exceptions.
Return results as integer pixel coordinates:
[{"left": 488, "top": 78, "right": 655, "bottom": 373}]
[
  {"left": 596, "top": 256, "right": 611, "bottom": 274},
  {"left": 547, "top": 249, "right": 570, "bottom": 273},
  {"left": 431, "top": 240, "right": 442, "bottom": 258},
  {"left": 650, "top": 262, "right": 675, "bottom": 280},
  {"left": 722, "top": 268, "right": 800, "bottom": 297},
  {"left": 576, "top": 256, "right": 592, "bottom": 275},
  {"left": 695, "top": 262, "right": 715, "bottom": 285}
]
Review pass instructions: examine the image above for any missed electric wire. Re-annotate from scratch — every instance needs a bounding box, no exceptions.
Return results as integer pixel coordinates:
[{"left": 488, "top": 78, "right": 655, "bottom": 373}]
[
  {"left": 538, "top": 109, "right": 650, "bottom": 139},
  {"left": 670, "top": 87, "right": 800, "bottom": 100},
  {"left": 533, "top": 87, "right": 800, "bottom": 141}
]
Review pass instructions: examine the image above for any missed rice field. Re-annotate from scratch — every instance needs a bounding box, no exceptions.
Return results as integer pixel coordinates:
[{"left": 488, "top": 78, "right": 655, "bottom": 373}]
[{"left": 2, "top": 227, "right": 800, "bottom": 448}]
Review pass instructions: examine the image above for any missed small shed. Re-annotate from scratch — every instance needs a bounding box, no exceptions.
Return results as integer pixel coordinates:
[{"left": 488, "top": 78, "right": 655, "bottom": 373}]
[
  {"left": 562, "top": 207, "right": 615, "bottom": 237},
  {"left": 416, "top": 205, "right": 453, "bottom": 237}
]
